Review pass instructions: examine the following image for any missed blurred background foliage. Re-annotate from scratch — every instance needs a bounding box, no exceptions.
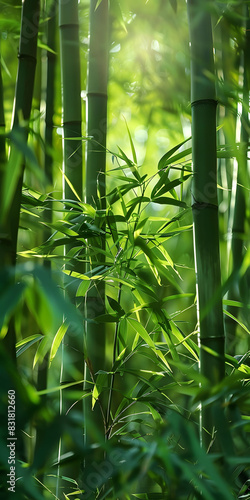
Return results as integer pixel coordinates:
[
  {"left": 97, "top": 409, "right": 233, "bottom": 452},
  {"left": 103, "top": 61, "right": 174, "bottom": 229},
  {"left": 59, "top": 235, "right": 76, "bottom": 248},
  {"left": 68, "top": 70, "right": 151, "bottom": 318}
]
[{"left": 0, "top": 0, "right": 250, "bottom": 498}]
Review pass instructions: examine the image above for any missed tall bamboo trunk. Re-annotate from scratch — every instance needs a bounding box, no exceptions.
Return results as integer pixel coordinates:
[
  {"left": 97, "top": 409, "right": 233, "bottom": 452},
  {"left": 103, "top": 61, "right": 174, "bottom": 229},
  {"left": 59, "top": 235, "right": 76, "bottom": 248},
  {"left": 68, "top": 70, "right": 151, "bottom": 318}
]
[
  {"left": 228, "top": 5, "right": 250, "bottom": 327},
  {"left": 84, "top": 0, "right": 109, "bottom": 469},
  {"left": 0, "top": 0, "right": 40, "bottom": 361},
  {"left": 35, "top": 1, "right": 57, "bottom": 480},
  {"left": 57, "top": 0, "right": 83, "bottom": 493},
  {"left": 187, "top": 0, "right": 225, "bottom": 449},
  {"left": 59, "top": 0, "right": 82, "bottom": 201},
  {"left": 58, "top": 0, "right": 83, "bottom": 396},
  {"left": 0, "top": 41, "right": 6, "bottom": 165},
  {"left": 2, "top": 0, "right": 40, "bottom": 263}
]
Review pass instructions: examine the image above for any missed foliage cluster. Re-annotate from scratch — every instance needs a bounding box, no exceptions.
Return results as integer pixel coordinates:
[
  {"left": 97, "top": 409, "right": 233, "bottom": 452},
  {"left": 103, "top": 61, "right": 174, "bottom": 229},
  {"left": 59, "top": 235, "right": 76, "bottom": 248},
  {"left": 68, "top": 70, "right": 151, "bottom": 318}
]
[{"left": 0, "top": 0, "right": 249, "bottom": 499}]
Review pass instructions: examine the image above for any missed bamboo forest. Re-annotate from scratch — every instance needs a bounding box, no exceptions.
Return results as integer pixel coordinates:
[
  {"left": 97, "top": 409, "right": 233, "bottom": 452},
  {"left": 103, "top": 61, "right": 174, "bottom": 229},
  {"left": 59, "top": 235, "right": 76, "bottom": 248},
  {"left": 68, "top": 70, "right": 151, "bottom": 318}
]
[{"left": 0, "top": 0, "right": 250, "bottom": 498}]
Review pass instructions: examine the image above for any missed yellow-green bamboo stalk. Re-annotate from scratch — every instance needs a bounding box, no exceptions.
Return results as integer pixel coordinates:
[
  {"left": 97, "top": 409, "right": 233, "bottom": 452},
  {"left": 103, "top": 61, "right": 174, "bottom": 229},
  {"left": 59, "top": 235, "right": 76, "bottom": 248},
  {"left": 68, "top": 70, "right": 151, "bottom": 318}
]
[
  {"left": 230, "top": 5, "right": 249, "bottom": 300},
  {"left": 225, "top": 6, "right": 250, "bottom": 345},
  {"left": 187, "top": 0, "right": 225, "bottom": 449},
  {"left": 84, "top": 0, "right": 109, "bottom": 464},
  {"left": 0, "top": 41, "right": 6, "bottom": 165}
]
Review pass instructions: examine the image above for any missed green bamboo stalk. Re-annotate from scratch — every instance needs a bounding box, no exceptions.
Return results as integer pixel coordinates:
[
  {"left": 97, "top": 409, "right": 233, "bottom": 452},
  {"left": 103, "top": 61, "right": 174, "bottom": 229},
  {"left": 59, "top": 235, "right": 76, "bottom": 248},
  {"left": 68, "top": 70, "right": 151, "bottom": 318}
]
[
  {"left": 0, "top": 0, "right": 40, "bottom": 361},
  {"left": 84, "top": 0, "right": 109, "bottom": 464},
  {"left": 44, "top": 1, "right": 56, "bottom": 192},
  {"left": 58, "top": 0, "right": 83, "bottom": 387},
  {"left": 1, "top": 0, "right": 40, "bottom": 263},
  {"left": 187, "top": 0, "right": 225, "bottom": 449},
  {"left": 225, "top": 6, "right": 250, "bottom": 346},
  {"left": 0, "top": 41, "right": 6, "bottom": 165},
  {"left": 230, "top": 6, "right": 249, "bottom": 299},
  {"left": 59, "top": 0, "right": 82, "bottom": 201},
  {"left": 57, "top": 0, "right": 83, "bottom": 492},
  {"left": 35, "top": 1, "right": 57, "bottom": 479}
]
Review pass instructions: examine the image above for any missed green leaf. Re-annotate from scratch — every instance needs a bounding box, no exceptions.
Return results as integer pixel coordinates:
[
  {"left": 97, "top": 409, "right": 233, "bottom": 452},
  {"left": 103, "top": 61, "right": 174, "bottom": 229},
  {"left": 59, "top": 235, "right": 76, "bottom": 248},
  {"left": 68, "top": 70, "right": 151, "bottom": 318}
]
[
  {"left": 151, "top": 174, "right": 191, "bottom": 199},
  {"left": 92, "top": 372, "right": 108, "bottom": 409},
  {"left": 123, "top": 116, "right": 137, "bottom": 164},
  {"left": 106, "top": 296, "right": 125, "bottom": 315},
  {"left": 16, "top": 334, "right": 44, "bottom": 357},
  {"left": 33, "top": 335, "right": 50, "bottom": 368},
  {"left": 50, "top": 321, "right": 68, "bottom": 363},
  {"left": 158, "top": 137, "right": 190, "bottom": 170},
  {"left": 152, "top": 197, "right": 187, "bottom": 208},
  {"left": 128, "top": 318, "right": 155, "bottom": 349},
  {"left": 127, "top": 196, "right": 150, "bottom": 208},
  {"left": 37, "top": 379, "right": 87, "bottom": 396},
  {"left": 76, "top": 280, "right": 90, "bottom": 297},
  {"left": 95, "top": 313, "right": 120, "bottom": 323},
  {"left": 117, "top": 146, "right": 141, "bottom": 181},
  {"left": 223, "top": 309, "right": 250, "bottom": 334}
]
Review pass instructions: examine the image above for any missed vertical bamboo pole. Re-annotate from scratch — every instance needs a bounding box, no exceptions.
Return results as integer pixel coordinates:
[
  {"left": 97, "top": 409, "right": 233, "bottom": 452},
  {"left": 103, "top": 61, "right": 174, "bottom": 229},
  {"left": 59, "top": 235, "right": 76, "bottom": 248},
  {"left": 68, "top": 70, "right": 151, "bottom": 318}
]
[
  {"left": 59, "top": 0, "right": 82, "bottom": 201},
  {"left": 3, "top": 0, "right": 40, "bottom": 264},
  {"left": 230, "top": 6, "right": 249, "bottom": 300},
  {"left": 35, "top": 1, "right": 57, "bottom": 477},
  {"left": 187, "top": 0, "right": 225, "bottom": 449},
  {"left": 57, "top": 0, "right": 83, "bottom": 493},
  {"left": 0, "top": 0, "right": 40, "bottom": 360},
  {"left": 225, "top": 6, "right": 250, "bottom": 345},
  {"left": 0, "top": 41, "right": 6, "bottom": 165},
  {"left": 44, "top": 0, "right": 57, "bottom": 196},
  {"left": 84, "top": 0, "right": 109, "bottom": 463},
  {"left": 59, "top": 0, "right": 83, "bottom": 399}
]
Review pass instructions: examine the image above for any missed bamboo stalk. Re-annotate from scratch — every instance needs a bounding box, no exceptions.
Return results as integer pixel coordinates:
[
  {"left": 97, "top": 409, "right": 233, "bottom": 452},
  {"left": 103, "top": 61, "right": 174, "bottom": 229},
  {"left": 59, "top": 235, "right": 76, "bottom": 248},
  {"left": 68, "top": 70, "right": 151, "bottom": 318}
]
[
  {"left": 84, "top": 0, "right": 109, "bottom": 465},
  {"left": 59, "top": 0, "right": 82, "bottom": 201},
  {"left": 225, "top": 6, "right": 250, "bottom": 345},
  {"left": 58, "top": 0, "right": 83, "bottom": 392},
  {"left": 231, "top": 5, "right": 249, "bottom": 297},
  {"left": 35, "top": 1, "right": 57, "bottom": 481},
  {"left": 0, "top": 41, "right": 6, "bottom": 165},
  {"left": 57, "top": 0, "right": 83, "bottom": 493},
  {"left": 58, "top": 0, "right": 83, "bottom": 389},
  {"left": 1, "top": 0, "right": 40, "bottom": 263},
  {"left": 0, "top": 0, "right": 40, "bottom": 361},
  {"left": 187, "top": 0, "right": 225, "bottom": 449}
]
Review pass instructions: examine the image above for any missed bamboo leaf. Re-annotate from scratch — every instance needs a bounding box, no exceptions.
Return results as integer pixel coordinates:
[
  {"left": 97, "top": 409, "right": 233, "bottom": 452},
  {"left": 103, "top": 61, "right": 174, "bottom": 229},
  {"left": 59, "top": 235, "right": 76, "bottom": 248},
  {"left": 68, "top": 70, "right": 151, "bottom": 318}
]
[
  {"left": 50, "top": 322, "right": 68, "bottom": 363},
  {"left": 117, "top": 146, "right": 141, "bottom": 181},
  {"left": 223, "top": 309, "right": 250, "bottom": 334},
  {"left": 76, "top": 280, "right": 90, "bottom": 297},
  {"left": 33, "top": 336, "right": 50, "bottom": 368},
  {"left": 152, "top": 196, "right": 187, "bottom": 208},
  {"left": 123, "top": 116, "right": 137, "bottom": 164},
  {"left": 158, "top": 137, "right": 190, "bottom": 170},
  {"left": 128, "top": 318, "right": 155, "bottom": 349},
  {"left": 16, "top": 334, "right": 44, "bottom": 357},
  {"left": 106, "top": 296, "right": 125, "bottom": 315},
  {"left": 92, "top": 372, "right": 108, "bottom": 409},
  {"left": 151, "top": 174, "right": 192, "bottom": 199},
  {"left": 59, "top": 167, "right": 82, "bottom": 202},
  {"left": 37, "top": 379, "right": 87, "bottom": 396}
]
